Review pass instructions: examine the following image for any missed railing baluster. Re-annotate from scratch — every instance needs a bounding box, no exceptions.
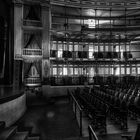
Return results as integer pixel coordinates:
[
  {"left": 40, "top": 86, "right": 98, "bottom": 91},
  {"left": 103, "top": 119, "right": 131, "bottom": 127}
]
[
  {"left": 80, "top": 110, "right": 82, "bottom": 136},
  {"left": 88, "top": 125, "right": 99, "bottom": 140},
  {"left": 68, "top": 90, "right": 83, "bottom": 136}
]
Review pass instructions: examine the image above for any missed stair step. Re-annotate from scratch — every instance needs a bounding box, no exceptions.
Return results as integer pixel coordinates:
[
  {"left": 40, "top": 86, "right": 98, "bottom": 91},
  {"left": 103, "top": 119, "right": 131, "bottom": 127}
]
[
  {"left": 0, "top": 126, "right": 17, "bottom": 140},
  {"left": 10, "top": 131, "right": 29, "bottom": 140},
  {"left": 27, "top": 136, "right": 40, "bottom": 140},
  {"left": 0, "top": 122, "right": 5, "bottom": 132},
  {"left": 18, "top": 127, "right": 32, "bottom": 134}
]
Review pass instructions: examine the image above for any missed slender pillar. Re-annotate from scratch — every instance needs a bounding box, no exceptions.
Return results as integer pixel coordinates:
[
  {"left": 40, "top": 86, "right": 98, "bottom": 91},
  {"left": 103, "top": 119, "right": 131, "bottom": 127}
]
[
  {"left": 41, "top": 3, "right": 51, "bottom": 83},
  {"left": 13, "top": 0, "right": 23, "bottom": 88}
]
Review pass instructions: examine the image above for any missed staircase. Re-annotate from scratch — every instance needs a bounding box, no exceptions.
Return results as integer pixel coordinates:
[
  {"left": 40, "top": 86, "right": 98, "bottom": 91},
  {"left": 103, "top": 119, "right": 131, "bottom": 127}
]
[{"left": 0, "top": 121, "right": 40, "bottom": 140}]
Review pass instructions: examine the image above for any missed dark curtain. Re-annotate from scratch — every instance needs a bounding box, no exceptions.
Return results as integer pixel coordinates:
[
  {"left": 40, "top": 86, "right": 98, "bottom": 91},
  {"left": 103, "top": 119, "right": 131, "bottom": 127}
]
[
  {"left": 34, "top": 61, "right": 41, "bottom": 77},
  {"left": 26, "top": 5, "right": 40, "bottom": 20},
  {"left": 24, "top": 5, "right": 30, "bottom": 20},
  {"left": 0, "top": 17, "right": 6, "bottom": 78},
  {"left": 24, "top": 33, "right": 33, "bottom": 48},
  {"left": 24, "top": 62, "right": 32, "bottom": 77},
  {"left": 35, "top": 34, "right": 41, "bottom": 49}
]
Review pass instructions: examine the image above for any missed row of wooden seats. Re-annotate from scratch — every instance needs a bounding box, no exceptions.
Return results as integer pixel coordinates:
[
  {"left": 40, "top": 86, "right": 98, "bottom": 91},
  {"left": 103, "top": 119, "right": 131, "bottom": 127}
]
[
  {"left": 89, "top": 123, "right": 140, "bottom": 140},
  {"left": 74, "top": 87, "right": 108, "bottom": 133},
  {"left": 0, "top": 121, "right": 40, "bottom": 140},
  {"left": 92, "top": 85, "right": 128, "bottom": 129},
  {"left": 93, "top": 83, "right": 140, "bottom": 129},
  {"left": 101, "top": 83, "right": 140, "bottom": 117}
]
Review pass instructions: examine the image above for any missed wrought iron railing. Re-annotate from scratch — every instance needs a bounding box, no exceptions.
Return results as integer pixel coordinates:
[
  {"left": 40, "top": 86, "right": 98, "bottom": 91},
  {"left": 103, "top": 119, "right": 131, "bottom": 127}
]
[
  {"left": 68, "top": 89, "right": 83, "bottom": 136},
  {"left": 88, "top": 125, "right": 99, "bottom": 140},
  {"left": 23, "top": 49, "right": 42, "bottom": 56}
]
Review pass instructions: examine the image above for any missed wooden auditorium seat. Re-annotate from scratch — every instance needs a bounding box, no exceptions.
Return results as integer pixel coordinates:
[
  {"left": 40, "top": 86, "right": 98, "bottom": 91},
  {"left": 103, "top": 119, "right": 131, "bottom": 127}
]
[{"left": 89, "top": 122, "right": 140, "bottom": 140}]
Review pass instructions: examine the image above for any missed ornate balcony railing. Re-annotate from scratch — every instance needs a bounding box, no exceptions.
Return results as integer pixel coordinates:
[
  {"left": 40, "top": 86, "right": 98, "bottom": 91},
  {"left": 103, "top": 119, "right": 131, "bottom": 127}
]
[
  {"left": 24, "top": 77, "right": 41, "bottom": 86},
  {"left": 23, "top": 19, "right": 42, "bottom": 27},
  {"left": 22, "top": 48, "right": 42, "bottom": 57}
]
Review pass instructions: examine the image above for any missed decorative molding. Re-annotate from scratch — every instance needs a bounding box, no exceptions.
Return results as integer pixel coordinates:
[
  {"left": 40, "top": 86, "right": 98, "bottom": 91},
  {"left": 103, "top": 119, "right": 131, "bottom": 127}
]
[
  {"left": 12, "top": 0, "right": 23, "bottom": 4},
  {"left": 50, "top": 0, "right": 140, "bottom": 9},
  {"left": 41, "top": 1, "right": 50, "bottom": 9},
  {"left": 22, "top": 0, "right": 49, "bottom": 5},
  {"left": 12, "top": 0, "right": 140, "bottom": 9},
  {"left": 12, "top": 0, "right": 23, "bottom": 7}
]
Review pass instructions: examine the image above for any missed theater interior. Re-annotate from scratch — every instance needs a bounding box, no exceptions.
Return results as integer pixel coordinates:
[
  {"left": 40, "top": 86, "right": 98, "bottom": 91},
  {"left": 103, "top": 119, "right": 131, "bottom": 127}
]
[{"left": 1, "top": 0, "right": 140, "bottom": 140}]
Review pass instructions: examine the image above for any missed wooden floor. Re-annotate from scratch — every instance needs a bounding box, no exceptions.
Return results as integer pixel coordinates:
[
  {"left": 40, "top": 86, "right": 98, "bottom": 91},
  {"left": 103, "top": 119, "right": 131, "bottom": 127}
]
[
  {"left": 16, "top": 96, "right": 80, "bottom": 140},
  {"left": 14, "top": 95, "right": 138, "bottom": 140}
]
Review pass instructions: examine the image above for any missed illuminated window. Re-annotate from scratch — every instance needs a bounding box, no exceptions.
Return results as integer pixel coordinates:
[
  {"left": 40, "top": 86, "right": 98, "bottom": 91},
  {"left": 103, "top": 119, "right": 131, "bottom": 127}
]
[
  {"left": 104, "top": 67, "right": 108, "bottom": 75},
  {"left": 58, "top": 67, "right": 63, "bottom": 75},
  {"left": 105, "top": 44, "right": 109, "bottom": 52},
  {"left": 115, "top": 66, "right": 120, "bottom": 75},
  {"left": 100, "top": 45, "right": 104, "bottom": 52},
  {"left": 126, "top": 67, "right": 130, "bottom": 74},
  {"left": 74, "top": 44, "right": 78, "bottom": 51},
  {"left": 63, "top": 67, "right": 68, "bottom": 75},
  {"left": 58, "top": 43, "right": 63, "bottom": 58},
  {"left": 132, "top": 67, "right": 136, "bottom": 75},
  {"left": 88, "top": 67, "right": 95, "bottom": 77},
  {"left": 52, "top": 42, "right": 57, "bottom": 50},
  {"left": 89, "top": 45, "right": 94, "bottom": 59},
  {"left": 121, "top": 67, "right": 125, "bottom": 75},
  {"left": 74, "top": 68, "right": 78, "bottom": 75},
  {"left": 53, "top": 68, "right": 57, "bottom": 75},
  {"left": 94, "top": 45, "right": 98, "bottom": 52},
  {"left": 110, "top": 67, "right": 114, "bottom": 75},
  {"left": 115, "top": 45, "right": 119, "bottom": 52},
  {"left": 69, "top": 43, "right": 73, "bottom": 51},
  {"left": 138, "top": 67, "right": 140, "bottom": 74},
  {"left": 68, "top": 67, "right": 73, "bottom": 75},
  {"left": 126, "top": 45, "right": 130, "bottom": 51},
  {"left": 88, "top": 19, "right": 95, "bottom": 28},
  {"left": 78, "top": 68, "right": 83, "bottom": 75}
]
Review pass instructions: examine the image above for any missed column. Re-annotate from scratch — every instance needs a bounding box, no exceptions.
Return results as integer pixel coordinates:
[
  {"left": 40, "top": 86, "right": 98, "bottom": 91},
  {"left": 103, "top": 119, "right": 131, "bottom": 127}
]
[
  {"left": 41, "top": 3, "right": 51, "bottom": 83},
  {"left": 13, "top": 0, "right": 23, "bottom": 88}
]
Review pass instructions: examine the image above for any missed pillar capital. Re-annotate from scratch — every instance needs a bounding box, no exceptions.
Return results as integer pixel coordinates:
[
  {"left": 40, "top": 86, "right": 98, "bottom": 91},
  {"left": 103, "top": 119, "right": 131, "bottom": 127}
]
[
  {"left": 41, "top": 2, "right": 50, "bottom": 10},
  {"left": 12, "top": 0, "right": 23, "bottom": 6}
]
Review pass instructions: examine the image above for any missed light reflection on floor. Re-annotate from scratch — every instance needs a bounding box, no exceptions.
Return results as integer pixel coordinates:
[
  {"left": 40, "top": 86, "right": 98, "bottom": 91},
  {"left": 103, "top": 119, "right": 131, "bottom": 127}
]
[{"left": 46, "top": 111, "right": 55, "bottom": 118}]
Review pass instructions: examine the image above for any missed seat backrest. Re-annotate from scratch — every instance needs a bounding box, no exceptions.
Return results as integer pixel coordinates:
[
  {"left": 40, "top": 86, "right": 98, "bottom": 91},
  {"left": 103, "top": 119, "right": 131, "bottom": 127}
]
[{"left": 134, "top": 123, "right": 140, "bottom": 140}]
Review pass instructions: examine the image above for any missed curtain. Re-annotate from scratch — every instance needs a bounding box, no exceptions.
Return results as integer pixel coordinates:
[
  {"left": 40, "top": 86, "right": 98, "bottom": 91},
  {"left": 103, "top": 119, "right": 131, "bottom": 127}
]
[
  {"left": 34, "top": 6, "right": 40, "bottom": 20},
  {"left": 0, "top": 43, "right": 5, "bottom": 78},
  {"left": 24, "top": 33, "right": 33, "bottom": 48},
  {"left": 35, "top": 34, "right": 41, "bottom": 49},
  {"left": 27, "top": 6, "right": 39, "bottom": 20},
  {"left": 24, "top": 5, "right": 30, "bottom": 19},
  {"left": 24, "top": 62, "right": 32, "bottom": 77},
  {"left": 0, "top": 18, "right": 6, "bottom": 78},
  {"left": 34, "top": 62, "right": 41, "bottom": 77}
]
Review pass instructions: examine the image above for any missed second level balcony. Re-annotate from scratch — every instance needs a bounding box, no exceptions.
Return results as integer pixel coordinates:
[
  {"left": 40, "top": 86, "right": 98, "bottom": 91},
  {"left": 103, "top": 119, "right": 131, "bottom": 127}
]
[
  {"left": 24, "top": 77, "right": 41, "bottom": 87},
  {"left": 22, "top": 48, "right": 42, "bottom": 60}
]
